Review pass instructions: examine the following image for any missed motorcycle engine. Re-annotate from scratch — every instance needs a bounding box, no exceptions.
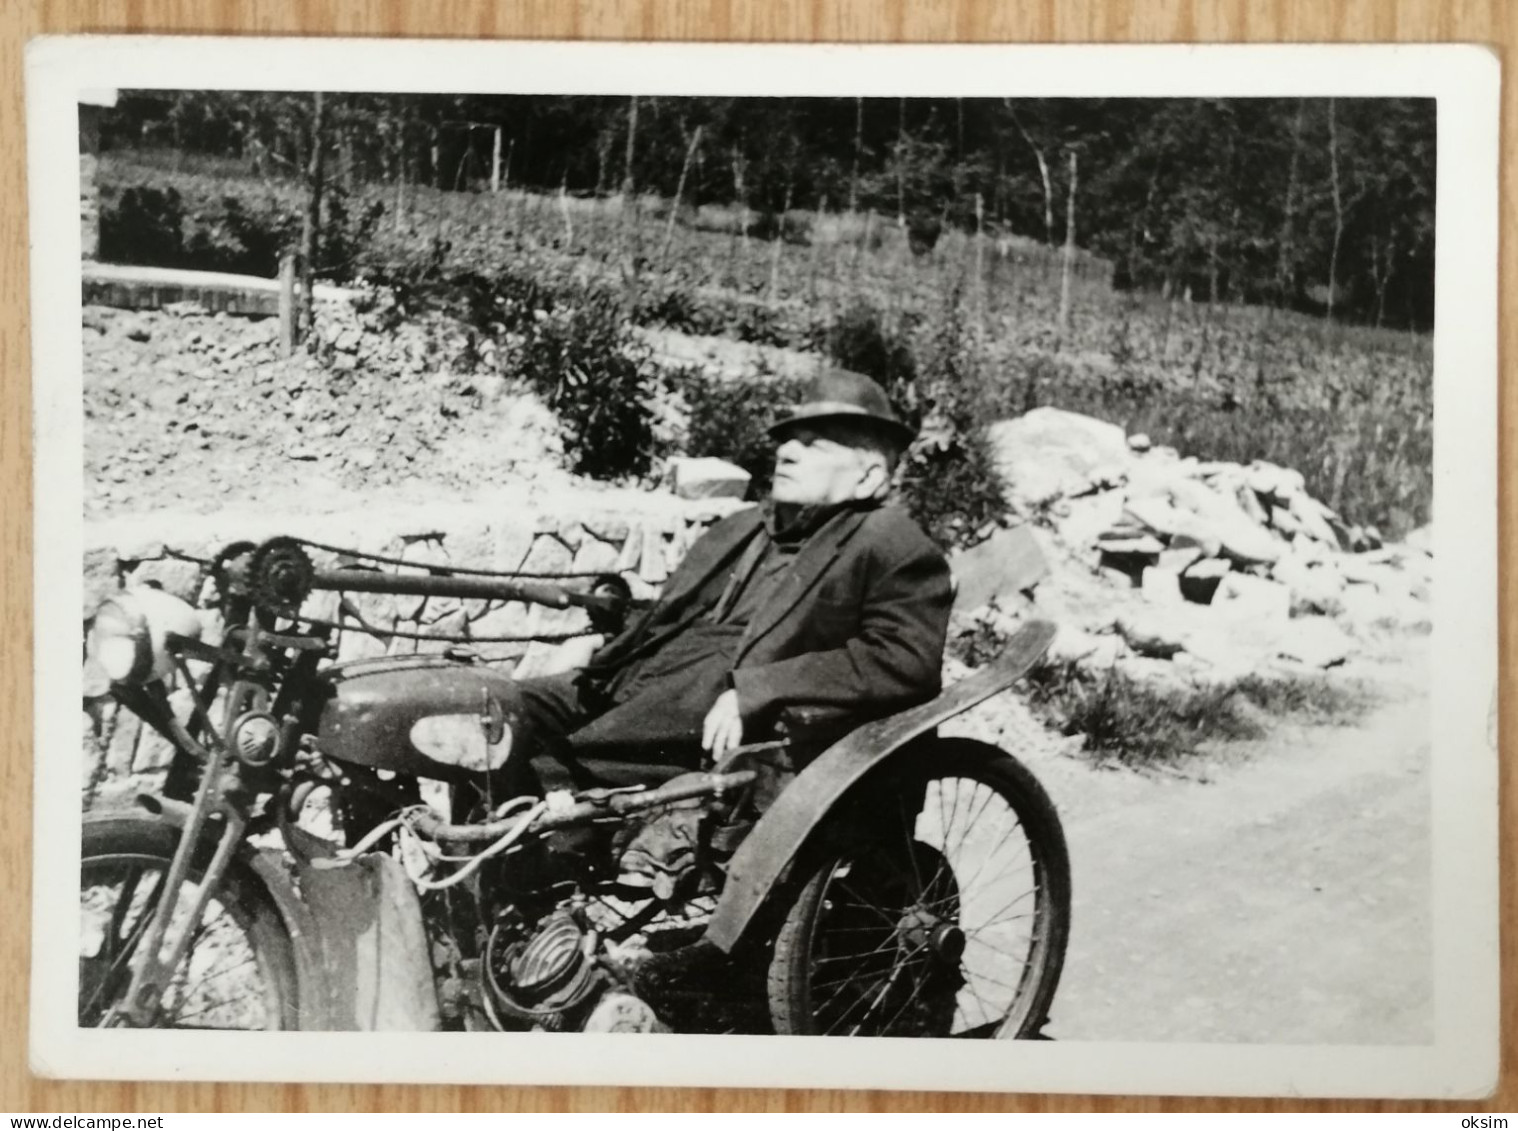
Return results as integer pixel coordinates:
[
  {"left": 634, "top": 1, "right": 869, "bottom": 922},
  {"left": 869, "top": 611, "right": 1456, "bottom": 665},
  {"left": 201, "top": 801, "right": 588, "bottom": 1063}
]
[{"left": 484, "top": 909, "right": 604, "bottom": 1031}]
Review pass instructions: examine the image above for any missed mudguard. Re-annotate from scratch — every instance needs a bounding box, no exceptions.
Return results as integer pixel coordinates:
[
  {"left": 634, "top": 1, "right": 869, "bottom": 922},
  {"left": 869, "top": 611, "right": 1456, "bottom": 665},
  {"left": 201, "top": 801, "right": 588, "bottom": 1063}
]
[
  {"left": 703, "top": 618, "right": 1056, "bottom": 952},
  {"left": 127, "top": 796, "right": 335, "bottom": 1030},
  {"left": 134, "top": 797, "right": 442, "bottom": 1030},
  {"left": 296, "top": 853, "right": 443, "bottom": 1032}
]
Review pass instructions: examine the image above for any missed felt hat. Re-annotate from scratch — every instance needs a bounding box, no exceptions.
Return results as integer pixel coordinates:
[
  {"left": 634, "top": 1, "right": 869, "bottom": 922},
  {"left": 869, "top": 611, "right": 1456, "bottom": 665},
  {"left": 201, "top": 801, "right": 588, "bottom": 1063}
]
[{"left": 768, "top": 367, "right": 914, "bottom": 449}]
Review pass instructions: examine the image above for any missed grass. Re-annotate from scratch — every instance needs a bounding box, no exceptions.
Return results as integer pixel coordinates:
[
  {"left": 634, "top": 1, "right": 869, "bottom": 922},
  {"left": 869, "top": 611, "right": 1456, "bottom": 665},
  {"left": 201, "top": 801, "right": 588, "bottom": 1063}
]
[
  {"left": 1021, "top": 658, "right": 1375, "bottom": 771},
  {"left": 95, "top": 149, "right": 1434, "bottom": 537}
]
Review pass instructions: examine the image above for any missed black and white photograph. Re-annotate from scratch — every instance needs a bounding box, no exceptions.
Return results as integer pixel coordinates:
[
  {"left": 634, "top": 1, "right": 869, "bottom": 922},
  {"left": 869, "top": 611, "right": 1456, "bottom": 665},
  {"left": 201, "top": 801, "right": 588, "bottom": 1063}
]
[{"left": 27, "top": 38, "right": 1499, "bottom": 1097}]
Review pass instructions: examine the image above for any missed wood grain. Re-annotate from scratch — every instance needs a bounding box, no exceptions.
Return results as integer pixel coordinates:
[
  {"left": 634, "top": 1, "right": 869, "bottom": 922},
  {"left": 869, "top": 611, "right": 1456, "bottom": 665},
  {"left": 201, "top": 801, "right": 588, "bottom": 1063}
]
[{"left": 2, "top": 0, "right": 1510, "bottom": 1113}]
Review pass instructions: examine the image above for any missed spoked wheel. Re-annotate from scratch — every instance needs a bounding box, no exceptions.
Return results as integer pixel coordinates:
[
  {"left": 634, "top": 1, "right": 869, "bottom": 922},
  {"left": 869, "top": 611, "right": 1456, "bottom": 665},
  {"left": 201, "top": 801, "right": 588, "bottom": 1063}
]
[
  {"left": 767, "top": 739, "right": 1070, "bottom": 1039},
  {"left": 79, "top": 813, "right": 299, "bottom": 1030}
]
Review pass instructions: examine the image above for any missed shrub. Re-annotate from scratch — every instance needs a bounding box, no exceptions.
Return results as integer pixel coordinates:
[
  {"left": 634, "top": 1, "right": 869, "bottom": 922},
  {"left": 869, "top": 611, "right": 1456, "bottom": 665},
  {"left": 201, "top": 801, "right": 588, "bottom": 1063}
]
[
  {"left": 97, "top": 168, "right": 382, "bottom": 281},
  {"left": 677, "top": 375, "right": 803, "bottom": 498},
  {"left": 823, "top": 300, "right": 918, "bottom": 398},
  {"left": 907, "top": 298, "right": 1015, "bottom": 549},
  {"left": 905, "top": 210, "right": 943, "bottom": 256},
  {"left": 511, "top": 283, "right": 660, "bottom": 481},
  {"left": 99, "top": 186, "right": 188, "bottom": 266}
]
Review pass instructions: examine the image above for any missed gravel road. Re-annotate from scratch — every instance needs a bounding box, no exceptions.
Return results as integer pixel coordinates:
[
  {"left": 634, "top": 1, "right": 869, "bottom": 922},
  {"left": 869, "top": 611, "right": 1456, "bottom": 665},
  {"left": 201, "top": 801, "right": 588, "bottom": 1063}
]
[{"left": 1035, "top": 643, "right": 1431, "bottom": 1044}]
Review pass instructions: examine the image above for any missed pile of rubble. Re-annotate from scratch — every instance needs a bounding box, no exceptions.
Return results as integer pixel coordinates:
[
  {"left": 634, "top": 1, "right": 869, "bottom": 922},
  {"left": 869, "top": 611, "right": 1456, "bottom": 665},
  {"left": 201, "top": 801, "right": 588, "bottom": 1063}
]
[{"left": 970, "top": 408, "right": 1431, "bottom": 688}]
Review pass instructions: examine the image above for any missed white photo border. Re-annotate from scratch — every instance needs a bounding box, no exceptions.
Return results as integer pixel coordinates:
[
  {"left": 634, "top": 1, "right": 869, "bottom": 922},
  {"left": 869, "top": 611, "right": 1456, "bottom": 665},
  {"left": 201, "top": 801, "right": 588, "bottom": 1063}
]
[{"left": 25, "top": 36, "right": 1501, "bottom": 1098}]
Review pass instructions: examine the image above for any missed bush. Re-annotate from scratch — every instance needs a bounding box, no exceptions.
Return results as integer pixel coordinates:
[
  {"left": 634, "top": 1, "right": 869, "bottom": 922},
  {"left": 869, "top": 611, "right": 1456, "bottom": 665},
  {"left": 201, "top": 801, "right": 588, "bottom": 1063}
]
[
  {"left": 677, "top": 375, "right": 802, "bottom": 498},
  {"left": 511, "top": 283, "right": 660, "bottom": 481},
  {"left": 97, "top": 168, "right": 383, "bottom": 281},
  {"left": 100, "top": 186, "right": 187, "bottom": 266},
  {"left": 905, "top": 295, "right": 1013, "bottom": 548},
  {"left": 823, "top": 300, "right": 918, "bottom": 398}
]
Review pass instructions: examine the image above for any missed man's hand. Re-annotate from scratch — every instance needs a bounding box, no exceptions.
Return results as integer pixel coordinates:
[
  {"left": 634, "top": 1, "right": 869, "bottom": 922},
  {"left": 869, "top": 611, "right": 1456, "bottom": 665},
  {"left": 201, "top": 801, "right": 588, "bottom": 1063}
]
[{"left": 702, "top": 689, "right": 745, "bottom": 758}]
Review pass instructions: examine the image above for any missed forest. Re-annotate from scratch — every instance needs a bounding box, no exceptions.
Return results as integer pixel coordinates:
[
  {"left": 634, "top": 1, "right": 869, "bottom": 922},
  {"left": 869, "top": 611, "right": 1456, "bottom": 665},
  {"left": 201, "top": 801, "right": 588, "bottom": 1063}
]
[{"left": 99, "top": 92, "right": 1435, "bottom": 331}]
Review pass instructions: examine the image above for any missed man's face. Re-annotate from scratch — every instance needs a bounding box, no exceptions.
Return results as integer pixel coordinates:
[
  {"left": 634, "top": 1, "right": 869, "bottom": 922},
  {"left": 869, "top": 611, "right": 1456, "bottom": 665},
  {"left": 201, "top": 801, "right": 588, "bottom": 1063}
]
[{"left": 770, "top": 420, "right": 885, "bottom": 506}]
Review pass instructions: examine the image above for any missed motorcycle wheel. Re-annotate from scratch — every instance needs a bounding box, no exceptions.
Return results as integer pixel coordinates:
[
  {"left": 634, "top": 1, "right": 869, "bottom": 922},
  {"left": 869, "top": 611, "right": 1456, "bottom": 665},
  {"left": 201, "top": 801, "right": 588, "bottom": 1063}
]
[
  {"left": 766, "top": 738, "right": 1071, "bottom": 1039},
  {"left": 79, "top": 812, "right": 300, "bottom": 1030}
]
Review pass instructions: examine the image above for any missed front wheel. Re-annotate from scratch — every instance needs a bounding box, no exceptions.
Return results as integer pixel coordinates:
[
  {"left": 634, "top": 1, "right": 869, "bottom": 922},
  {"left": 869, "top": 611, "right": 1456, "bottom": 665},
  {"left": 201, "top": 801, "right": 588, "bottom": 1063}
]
[
  {"left": 79, "top": 812, "right": 300, "bottom": 1029},
  {"left": 767, "top": 739, "right": 1071, "bottom": 1039}
]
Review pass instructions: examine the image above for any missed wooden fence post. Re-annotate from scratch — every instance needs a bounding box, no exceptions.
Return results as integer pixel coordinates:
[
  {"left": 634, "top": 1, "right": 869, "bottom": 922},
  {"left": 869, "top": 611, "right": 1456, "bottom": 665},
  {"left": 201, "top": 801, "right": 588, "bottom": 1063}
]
[{"left": 278, "top": 252, "right": 297, "bottom": 357}]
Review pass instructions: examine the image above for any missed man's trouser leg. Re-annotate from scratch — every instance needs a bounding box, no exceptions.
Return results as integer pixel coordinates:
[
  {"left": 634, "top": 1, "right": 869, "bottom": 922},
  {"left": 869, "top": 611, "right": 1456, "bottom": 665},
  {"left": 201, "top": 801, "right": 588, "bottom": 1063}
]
[{"left": 493, "top": 671, "right": 601, "bottom": 798}]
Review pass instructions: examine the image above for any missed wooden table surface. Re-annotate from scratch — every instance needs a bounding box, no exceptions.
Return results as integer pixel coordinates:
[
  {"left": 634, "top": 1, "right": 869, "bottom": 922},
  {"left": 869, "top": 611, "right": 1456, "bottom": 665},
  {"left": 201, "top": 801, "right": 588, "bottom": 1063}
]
[{"left": 2, "top": 0, "right": 1511, "bottom": 1114}]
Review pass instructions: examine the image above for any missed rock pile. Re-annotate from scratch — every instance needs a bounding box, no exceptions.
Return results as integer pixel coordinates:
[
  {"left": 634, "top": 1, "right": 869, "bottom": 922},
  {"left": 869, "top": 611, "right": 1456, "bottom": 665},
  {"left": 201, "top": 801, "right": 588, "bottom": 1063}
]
[{"left": 975, "top": 407, "right": 1431, "bottom": 687}]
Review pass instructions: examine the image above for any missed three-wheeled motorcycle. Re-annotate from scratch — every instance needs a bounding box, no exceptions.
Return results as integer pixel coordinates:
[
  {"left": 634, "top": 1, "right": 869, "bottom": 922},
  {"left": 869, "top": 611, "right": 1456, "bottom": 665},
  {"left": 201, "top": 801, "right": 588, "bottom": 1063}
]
[{"left": 79, "top": 534, "right": 1069, "bottom": 1038}]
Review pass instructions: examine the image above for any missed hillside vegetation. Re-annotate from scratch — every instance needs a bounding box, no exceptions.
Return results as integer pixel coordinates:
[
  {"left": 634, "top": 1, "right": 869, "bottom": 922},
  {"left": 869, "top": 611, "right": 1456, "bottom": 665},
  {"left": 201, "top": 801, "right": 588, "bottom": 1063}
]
[{"left": 95, "top": 145, "right": 1433, "bottom": 543}]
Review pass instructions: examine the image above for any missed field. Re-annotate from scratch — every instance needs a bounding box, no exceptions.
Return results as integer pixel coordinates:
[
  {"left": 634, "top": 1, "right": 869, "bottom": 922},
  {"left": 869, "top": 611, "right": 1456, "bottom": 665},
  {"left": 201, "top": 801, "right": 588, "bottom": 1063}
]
[{"left": 97, "top": 150, "right": 1433, "bottom": 537}]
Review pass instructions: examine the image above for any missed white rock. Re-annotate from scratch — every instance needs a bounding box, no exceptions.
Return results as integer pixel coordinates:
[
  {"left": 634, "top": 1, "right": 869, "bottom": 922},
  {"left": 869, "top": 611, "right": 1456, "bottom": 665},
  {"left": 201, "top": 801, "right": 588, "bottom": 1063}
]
[
  {"left": 1269, "top": 506, "right": 1303, "bottom": 539},
  {"left": 1235, "top": 483, "right": 1270, "bottom": 527},
  {"left": 1123, "top": 496, "right": 1188, "bottom": 539},
  {"left": 1217, "top": 519, "right": 1284, "bottom": 567},
  {"left": 1287, "top": 494, "right": 1342, "bottom": 547},
  {"left": 1141, "top": 566, "right": 1184, "bottom": 604},
  {"left": 1127, "top": 432, "right": 1152, "bottom": 453},
  {"left": 1271, "top": 553, "right": 1346, "bottom": 614},
  {"left": 986, "top": 408, "right": 1132, "bottom": 507},
  {"left": 1168, "top": 525, "right": 1224, "bottom": 559},
  {"left": 1113, "top": 655, "right": 1194, "bottom": 692},
  {"left": 1247, "top": 460, "right": 1307, "bottom": 502},
  {"left": 1116, "top": 611, "right": 1186, "bottom": 658},
  {"left": 83, "top": 548, "right": 120, "bottom": 619},
  {"left": 1097, "top": 532, "right": 1165, "bottom": 555},
  {"left": 1047, "top": 625, "right": 1103, "bottom": 664},
  {"left": 1215, "top": 573, "right": 1292, "bottom": 621},
  {"left": 571, "top": 538, "right": 622, "bottom": 575},
  {"left": 1338, "top": 555, "right": 1386, "bottom": 587},
  {"left": 1184, "top": 620, "right": 1286, "bottom": 680},
  {"left": 1276, "top": 618, "right": 1353, "bottom": 668},
  {"left": 638, "top": 525, "right": 670, "bottom": 584},
  {"left": 1186, "top": 557, "right": 1233, "bottom": 580},
  {"left": 948, "top": 525, "right": 1050, "bottom": 614},
  {"left": 1336, "top": 584, "right": 1395, "bottom": 630},
  {"left": 1056, "top": 492, "right": 1127, "bottom": 549},
  {"left": 1159, "top": 545, "right": 1205, "bottom": 573},
  {"left": 1166, "top": 477, "right": 1223, "bottom": 516},
  {"left": 1074, "top": 635, "right": 1122, "bottom": 672},
  {"left": 662, "top": 456, "right": 752, "bottom": 501}
]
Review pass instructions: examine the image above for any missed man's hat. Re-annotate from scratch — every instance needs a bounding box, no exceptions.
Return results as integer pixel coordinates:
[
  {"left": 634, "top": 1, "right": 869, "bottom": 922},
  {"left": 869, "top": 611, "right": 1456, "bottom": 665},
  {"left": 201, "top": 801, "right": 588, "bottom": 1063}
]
[{"left": 768, "top": 367, "right": 915, "bottom": 449}]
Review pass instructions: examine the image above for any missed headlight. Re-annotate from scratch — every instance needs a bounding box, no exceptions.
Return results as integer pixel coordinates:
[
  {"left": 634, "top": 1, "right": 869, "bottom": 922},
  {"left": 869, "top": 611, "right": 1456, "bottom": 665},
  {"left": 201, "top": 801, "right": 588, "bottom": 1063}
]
[{"left": 87, "top": 588, "right": 203, "bottom": 685}]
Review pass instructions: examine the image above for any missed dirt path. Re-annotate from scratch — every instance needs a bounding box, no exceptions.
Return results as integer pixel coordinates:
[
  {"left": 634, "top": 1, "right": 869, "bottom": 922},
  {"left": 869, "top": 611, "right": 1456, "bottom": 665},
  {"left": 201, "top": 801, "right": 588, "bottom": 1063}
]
[{"left": 1032, "top": 642, "right": 1431, "bottom": 1044}]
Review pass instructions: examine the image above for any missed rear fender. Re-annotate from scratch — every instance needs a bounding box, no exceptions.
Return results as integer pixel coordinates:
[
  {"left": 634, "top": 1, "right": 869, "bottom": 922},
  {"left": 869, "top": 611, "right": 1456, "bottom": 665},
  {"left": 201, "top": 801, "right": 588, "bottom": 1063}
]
[{"left": 704, "top": 619, "right": 1056, "bottom": 952}]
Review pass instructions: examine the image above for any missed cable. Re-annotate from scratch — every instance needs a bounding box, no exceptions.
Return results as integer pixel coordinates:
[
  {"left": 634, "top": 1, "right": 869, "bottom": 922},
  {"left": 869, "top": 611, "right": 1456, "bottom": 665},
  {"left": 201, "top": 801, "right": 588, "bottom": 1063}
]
[{"left": 399, "top": 801, "right": 549, "bottom": 892}]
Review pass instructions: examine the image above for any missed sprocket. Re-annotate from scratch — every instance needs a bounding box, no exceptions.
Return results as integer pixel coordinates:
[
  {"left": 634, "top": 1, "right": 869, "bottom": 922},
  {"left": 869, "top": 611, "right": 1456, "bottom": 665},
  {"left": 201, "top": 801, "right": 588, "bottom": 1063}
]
[
  {"left": 247, "top": 537, "right": 315, "bottom": 617},
  {"left": 210, "top": 540, "right": 258, "bottom": 604}
]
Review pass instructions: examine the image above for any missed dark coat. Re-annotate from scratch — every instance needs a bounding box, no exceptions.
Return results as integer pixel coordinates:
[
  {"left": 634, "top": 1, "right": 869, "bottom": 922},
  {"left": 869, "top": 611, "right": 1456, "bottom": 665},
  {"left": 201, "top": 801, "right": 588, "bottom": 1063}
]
[{"left": 579, "top": 501, "right": 953, "bottom": 737}]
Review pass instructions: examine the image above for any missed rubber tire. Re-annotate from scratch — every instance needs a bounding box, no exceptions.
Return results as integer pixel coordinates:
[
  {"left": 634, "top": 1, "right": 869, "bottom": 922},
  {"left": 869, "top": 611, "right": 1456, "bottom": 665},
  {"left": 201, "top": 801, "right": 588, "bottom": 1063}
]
[
  {"left": 80, "top": 811, "right": 301, "bottom": 1030},
  {"left": 766, "top": 738, "right": 1071, "bottom": 1038}
]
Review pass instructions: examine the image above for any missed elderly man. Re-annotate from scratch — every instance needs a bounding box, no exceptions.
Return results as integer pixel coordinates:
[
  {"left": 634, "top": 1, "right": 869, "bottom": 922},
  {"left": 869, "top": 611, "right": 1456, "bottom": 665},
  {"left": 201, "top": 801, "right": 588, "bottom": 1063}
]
[{"left": 511, "top": 367, "right": 953, "bottom": 788}]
